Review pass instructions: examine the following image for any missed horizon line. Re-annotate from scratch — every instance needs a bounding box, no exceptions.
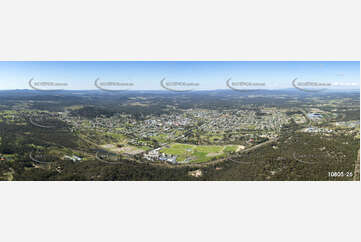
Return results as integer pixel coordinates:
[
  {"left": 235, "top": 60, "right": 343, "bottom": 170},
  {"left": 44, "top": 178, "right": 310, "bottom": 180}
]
[{"left": 0, "top": 88, "right": 360, "bottom": 92}]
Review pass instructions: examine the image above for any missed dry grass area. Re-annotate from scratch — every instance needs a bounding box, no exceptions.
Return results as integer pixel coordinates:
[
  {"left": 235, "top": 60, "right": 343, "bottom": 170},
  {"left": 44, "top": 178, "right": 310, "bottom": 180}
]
[
  {"left": 101, "top": 144, "right": 145, "bottom": 155},
  {"left": 188, "top": 169, "right": 203, "bottom": 178}
]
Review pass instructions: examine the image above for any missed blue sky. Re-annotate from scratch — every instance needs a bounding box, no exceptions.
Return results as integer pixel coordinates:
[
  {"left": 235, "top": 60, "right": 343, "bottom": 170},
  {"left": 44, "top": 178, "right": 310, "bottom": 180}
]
[{"left": 0, "top": 61, "right": 359, "bottom": 90}]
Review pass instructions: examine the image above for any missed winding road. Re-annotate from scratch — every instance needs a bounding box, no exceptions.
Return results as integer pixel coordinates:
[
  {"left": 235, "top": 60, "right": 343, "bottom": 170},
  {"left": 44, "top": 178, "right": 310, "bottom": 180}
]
[
  {"left": 29, "top": 151, "right": 52, "bottom": 164},
  {"left": 29, "top": 117, "right": 55, "bottom": 129}
]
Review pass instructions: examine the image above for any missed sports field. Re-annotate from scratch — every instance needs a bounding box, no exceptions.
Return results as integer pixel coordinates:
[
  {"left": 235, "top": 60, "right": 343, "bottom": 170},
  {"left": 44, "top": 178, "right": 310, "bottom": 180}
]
[{"left": 160, "top": 143, "right": 239, "bottom": 163}]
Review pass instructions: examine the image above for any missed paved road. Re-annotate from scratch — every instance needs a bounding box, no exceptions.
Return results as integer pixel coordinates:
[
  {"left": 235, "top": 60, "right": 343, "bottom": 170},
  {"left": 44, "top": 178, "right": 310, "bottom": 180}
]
[
  {"left": 29, "top": 117, "right": 55, "bottom": 129},
  {"left": 29, "top": 151, "right": 52, "bottom": 164},
  {"left": 239, "top": 138, "right": 278, "bottom": 154}
]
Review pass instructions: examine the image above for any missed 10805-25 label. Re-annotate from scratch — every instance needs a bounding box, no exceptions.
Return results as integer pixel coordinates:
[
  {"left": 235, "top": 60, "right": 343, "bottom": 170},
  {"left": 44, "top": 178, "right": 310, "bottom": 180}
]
[{"left": 328, "top": 172, "right": 353, "bottom": 177}]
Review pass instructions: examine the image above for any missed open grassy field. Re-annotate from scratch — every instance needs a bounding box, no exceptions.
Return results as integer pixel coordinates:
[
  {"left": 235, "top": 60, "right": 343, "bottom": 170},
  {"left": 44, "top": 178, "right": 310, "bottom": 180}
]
[
  {"left": 160, "top": 143, "right": 239, "bottom": 163},
  {"left": 101, "top": 144, "right": 149, "bottom": 155},
  {"left": 150, "top": 133, "right": 169, "bottom": 143}
]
